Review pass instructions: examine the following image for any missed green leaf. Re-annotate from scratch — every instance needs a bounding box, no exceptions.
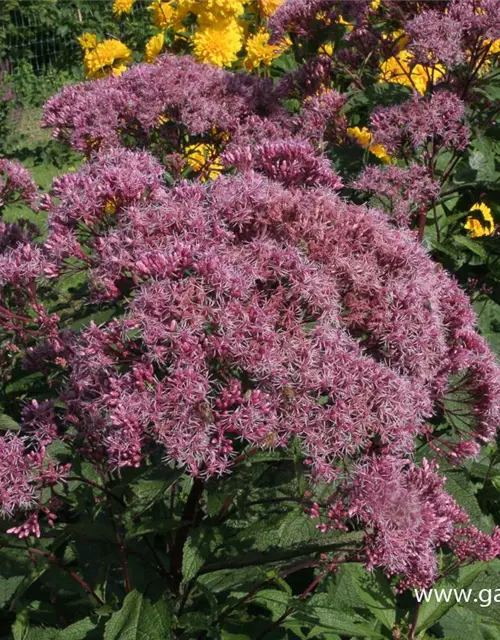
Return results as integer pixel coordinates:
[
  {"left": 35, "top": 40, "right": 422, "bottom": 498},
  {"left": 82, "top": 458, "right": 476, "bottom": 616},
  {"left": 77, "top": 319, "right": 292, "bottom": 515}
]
[
  {"left": 0, "top": 412, "right": 19, "bottom": 431},
  {"left": 474, "top": 298, "right": 500, "bottom": 357},
  {"left": 445, "top": 470, "right": 487, "bottom": 530},
  {"left": 125, "top": 519, "right": 180, "bottom": 540},
  {"left": 293, "top": 593, "right": 384, "bottom": 638},
  {"left": 415, "top": 562, "right": 488, "bottom": 633},
  {"left": 182, "top": 527, "right": 223, "bottom": 583},
  {"left": 104, "top": 588, "right": 173, "bottom": 640},
  {"left": 353, "top": 568, "right": 396, "bottom": 631},
  {"left": 453, "top": 235, "right": 489, "bottom": 261},
  {"left": 57, "top": 617, "right": 98, "bottom": 639},
  {"left": 439, "top": 606, "right": 484, "bottom": 640},
  {"left": 469, "top": 137, "right": 497, "bottom": 183},
  {"left": 251, "top": 589, "right": 290, "bottom": 621}
]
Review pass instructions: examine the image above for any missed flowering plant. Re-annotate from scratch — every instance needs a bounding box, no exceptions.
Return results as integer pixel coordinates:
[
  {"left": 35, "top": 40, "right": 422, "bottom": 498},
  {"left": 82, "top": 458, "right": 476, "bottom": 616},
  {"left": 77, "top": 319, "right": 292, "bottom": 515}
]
[{"left": 1, "top": 1, "right": 500, "bottom": 638}]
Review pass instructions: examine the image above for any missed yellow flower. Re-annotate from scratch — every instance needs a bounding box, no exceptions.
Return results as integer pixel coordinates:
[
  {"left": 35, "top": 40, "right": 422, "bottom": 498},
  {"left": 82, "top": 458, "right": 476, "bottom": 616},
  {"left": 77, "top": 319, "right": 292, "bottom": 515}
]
[
  {"left": 84, "top": 39, "right": 133, "bottom": 79},
  {"left": 149, "top": 0, "right": 177, "bottom": 28},
  {"left": 192, "top": 20, "right": 243, "bottom": 67},
  {"left": 464, "top": 202, "right": 495, "bottom": 238},
  {"left": 318, "top": 42, "right": 334, "bottom": 56},
  {"left": 113, "top": 0, "right": 134, "bottom": 17},
  {"left": 257, "top": 0, "right": 285, "bottom": 18},
  {"left": 337, "top": 15, "right": 354, "bottom": 31},
  {"left": 379, "top": 49, "right": 445, "bottom": 95},
  {"left": 185, "top": 143, "right": 224, "bottom": 181},
  {"left": 245, "top": 30, "right": 289, "bottom": 69},
  {"left": 192, "top": 0, "right": 245, "bottom": 27},
  {"left": 370, "top": 0, "right": 381, "bottom": 9},
  {"left": 104, "top": 199, "right": 117, "bottom": 215},
  {"left": 489, "top": 39, "right": 500, "bottom": 55},
  {"left": 144, "top": 32, "right": 164, "bottom": 62},
  {"left": 347, "top": 126, "right": 392, "bottom": 164},
  {"left": 476, "top": 39, "right": 500, "bottom": 75},
  {"left": 78, "top": 32, "right": 98, "bottom": 51}
]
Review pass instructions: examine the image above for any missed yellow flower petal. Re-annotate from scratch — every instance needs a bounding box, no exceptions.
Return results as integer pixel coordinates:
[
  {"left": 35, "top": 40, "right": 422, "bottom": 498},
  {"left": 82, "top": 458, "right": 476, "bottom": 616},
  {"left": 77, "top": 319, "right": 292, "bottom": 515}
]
[
  {"left": 192, "top": 20, "right": 243, "bottom": 67},
  {"left": 84, "top": 39, "right": 132, "bottom": 79},
  {"left": 245, "top": 30, "right": 289, "bottom": 70},
  {"left": 185, "top": 143, "right": 224, "bottom": 181},
  {"left": 347, "top": 126, "right": 392, "bottom": 163},
  {"left": 144, "top": 32, "right": 165, "bottom": 63},
  {"left": 465, "top": 202, "right": 495, "bottom": 237},
  {"left": 113, "top": 0, "right": 134, "bottom": 17},
  {"left": 78, "top": 32, "right": 98, "bottom": 51}
]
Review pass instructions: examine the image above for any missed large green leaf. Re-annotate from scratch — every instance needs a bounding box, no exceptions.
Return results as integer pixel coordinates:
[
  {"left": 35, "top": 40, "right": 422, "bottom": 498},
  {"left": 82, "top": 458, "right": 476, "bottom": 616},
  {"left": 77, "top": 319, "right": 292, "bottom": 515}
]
[
  {"left": 182, "top": 526, "right": 223, "bottom": 583},
  {"left": 291, "top": 593, "right": 384, "bottom": 638},
  {"left": 104, "top": 588, "right": 173, "bottom": 640},
  {"left": 415, "top": 562, "right": 488, "bottom": 633}
]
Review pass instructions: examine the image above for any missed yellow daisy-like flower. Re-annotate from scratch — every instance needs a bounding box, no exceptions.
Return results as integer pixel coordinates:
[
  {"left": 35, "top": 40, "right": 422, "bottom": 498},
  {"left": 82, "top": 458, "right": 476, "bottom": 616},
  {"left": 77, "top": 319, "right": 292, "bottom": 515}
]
[
  {"left": 245, "top": 30, "right": 289, "bottom": 70},
  {"left": 379, "top": 50, "right": 445, "bottom": 95},
  {"left": 144, "top": 32, "right": 164, "bottom": 63},
  {"left": 192, "top": 20, "right": 243, "bottom": 67},
  {"left": 149, "top": 0, "right": 177, "bottom": 28},
  {"left": 192, "top": 0, "right": 245, "bottom": 27},
  {"left": 370, "top": 0, "right": 381, "bottom": 9},
  {"left": 464, "top": 202, "right": 495, "bottom": 238},
  {"left": 84, "top": 39, "right": 133, "bottom": 79},
  {"left": 112, "top": 0, "right": 134, "bottom": 17},
  {"left": 78, "top": 32, "right": 98, "bottom": 51},
  {"left": 185, "top": 143, "right": 224, "bottom": 181},
  {"left": 257, "top": 0, "right": 285, "bottom": 18},
  {"left": 347, "top": 126, "right": 392, "bottom": 164}
]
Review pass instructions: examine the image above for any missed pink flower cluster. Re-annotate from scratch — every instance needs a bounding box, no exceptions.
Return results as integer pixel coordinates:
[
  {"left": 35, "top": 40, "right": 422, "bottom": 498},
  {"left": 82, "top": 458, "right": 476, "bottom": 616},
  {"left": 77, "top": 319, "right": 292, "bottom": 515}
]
[
  {"left": 0, "top": 1, "right": 498, "bottom": 588},
  {"left": 371, "top": 91, "right": 470, "bottom": 157},
  {"left": 354, "top": 164, "right": 441, "bottom": 227},
  {"left": 13, "top": 143, "right": 492, "bottom": 585},
  {"left": 0, "top": 159, "right": 39, "bottom": 210},
  {"left": 0, "top": 431, "right": 69, "bottom": 538}
]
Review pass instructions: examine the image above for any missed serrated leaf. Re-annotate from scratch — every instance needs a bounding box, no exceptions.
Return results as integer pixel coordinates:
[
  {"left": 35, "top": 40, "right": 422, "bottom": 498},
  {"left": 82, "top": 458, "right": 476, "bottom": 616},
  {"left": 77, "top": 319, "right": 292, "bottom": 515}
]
[
  {"left": 445, "top": 470, "right": 486, "bottom": 529},
  {"left": 182, "top": 527, "right": 223, "bottom": 583},
  {"left": 252, "top": 589, "right": 290, "bottom": 621},
  {"left": 453, "top": 236, "right": 488, "bottom": 260},
  {"left": 415, "top": 562, "right": 487, "bottom": 633},
  {"left": 56, "top": 617, "right": 98, "bottom": 639},
  {"left": 104, "top": 588, "right": 173, "bottom": 640},
  {"left": 353, "top": 567, "right": 396, "bottom": 631},
  {"left": 292, "top": 593, "right": 384, "bottom": 638}
]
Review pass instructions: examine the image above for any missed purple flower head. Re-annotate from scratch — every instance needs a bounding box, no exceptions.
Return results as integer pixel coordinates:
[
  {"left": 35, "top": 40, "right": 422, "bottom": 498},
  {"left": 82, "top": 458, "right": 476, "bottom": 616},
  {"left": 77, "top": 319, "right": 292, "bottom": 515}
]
[
  {"left": 269, "top": 0, "right": 373, "bottom": 44},
  {"left": 0, "top": 160, "right": 39, "bottom": 210},
  {"left": 354, "top": 164, "right": 441, "bottom": 227},
  {"left": 223, "top": 139, "right": 343, "bottom": 189},
  {"left": 299, "top": 89, "right": 347, "bottom": 145},
  {"left": 36, "top": 151, "right": 500, "bottom": 494},
  {"left": 371, "top": 91, "right": 470, "bottom": 157},
  {"left": 42, "top": 55, "right": 288, "bottom": 156},
  {"left": 407, "top": 11, "right": 466, "bottom": 67},
  {"left": 350, "top": 456, "right": 468, "bottom": 589},
  {"left": 0, "top": 432, "right": 69, "bottom": 537}
]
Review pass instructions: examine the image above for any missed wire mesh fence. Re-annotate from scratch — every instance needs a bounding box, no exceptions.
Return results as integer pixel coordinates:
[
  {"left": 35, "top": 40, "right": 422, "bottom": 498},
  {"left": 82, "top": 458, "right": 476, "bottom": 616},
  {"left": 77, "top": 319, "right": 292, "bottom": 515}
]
[
  {"left": 3, "top": 6, "right": 80, "bottom": 76},
  {"left": 0, "top": 0, "right": 151, "bottom": 80}
]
